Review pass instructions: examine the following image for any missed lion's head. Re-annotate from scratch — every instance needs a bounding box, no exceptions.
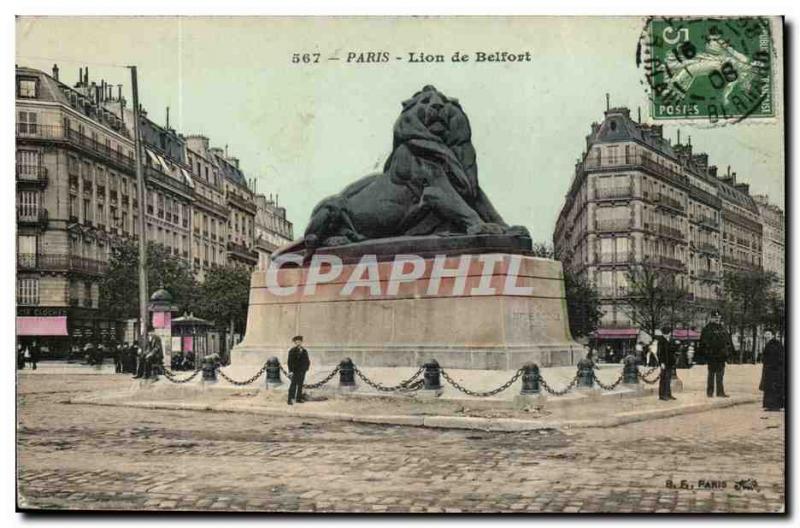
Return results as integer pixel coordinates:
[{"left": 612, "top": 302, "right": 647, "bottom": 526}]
[
  {"left": 387, "top": 85, "right": 478, "bottom": 199},
  {"left": 394, "top": 85, "right": 471, "bottom": 147}
]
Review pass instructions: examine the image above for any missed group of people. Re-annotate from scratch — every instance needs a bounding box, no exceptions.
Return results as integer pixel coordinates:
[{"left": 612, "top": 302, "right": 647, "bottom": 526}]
[
  {"left": 635, "top": 311, "right": 784, "bottom": 411},
  {"left": 16, "top": 341, "right": 40, "bottom": 370}
]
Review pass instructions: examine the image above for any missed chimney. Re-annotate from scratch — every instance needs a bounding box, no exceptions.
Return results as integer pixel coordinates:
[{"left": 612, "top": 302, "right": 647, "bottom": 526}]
[
  {"left": 166, "top": 106, "right": 170, "bottom": 129},
  {"left": 77, "top": 67, "right": 82, "bottom": 86},
  {"left": 677, "top": 129, "right": 680, "bottom": 145},
  {"left": 84, "top": 67, "right": 89, "bottom": 85},
  {"left": 605, "top": 93, "right": 610, "bottom": 111},
  {"left": 637, "top": 107, "right": 641, "bottom": 123},
  {"left": 708, "top": 166, "right": 718, "bottom": 178},
  {"left": 52, "top": 64, "right": 59, "bottom": 81}
]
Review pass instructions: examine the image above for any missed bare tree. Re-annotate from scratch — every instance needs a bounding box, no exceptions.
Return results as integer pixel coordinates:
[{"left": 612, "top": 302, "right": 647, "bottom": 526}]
[{"left": 621, "top": 263, "right": 690, "bottom": 337}]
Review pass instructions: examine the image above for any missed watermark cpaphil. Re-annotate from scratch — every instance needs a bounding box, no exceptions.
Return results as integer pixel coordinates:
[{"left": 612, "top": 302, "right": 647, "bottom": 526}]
[
  {"left": 264, "top": 253, "right": 536, "bottom": 298},
  {"left": 637, "top": 17, "right": 774, "bottom": 124}
]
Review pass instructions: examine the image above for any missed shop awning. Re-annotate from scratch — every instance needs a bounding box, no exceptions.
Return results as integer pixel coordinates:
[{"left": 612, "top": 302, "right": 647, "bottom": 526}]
[
  {"left": 16, "top": 316, "right": 68, "bottom": 336},
  {"left": 593, "top": 328, "right": 639, "bottom": 339},
  {"left": 673, "top": 329, "right": 701, "bottom": 340}
]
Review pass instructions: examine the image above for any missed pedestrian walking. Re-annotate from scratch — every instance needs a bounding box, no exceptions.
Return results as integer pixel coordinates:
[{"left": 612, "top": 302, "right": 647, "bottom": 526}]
[
  {"left": 759, "top": 330, "right": 785, "bottom": 411},
  {"left": 17, "top": 343, "right": 25, "bottom": 370},
  {"left": 287, "top": 335, "right": 310, "bottom": 405},
  {"left": 687, "top": 343, "right": 695, "bottom": 366},
  {"left": 114, "top": 343, "right": 124, "bottom": 373},
  {"left": 28, "top": 340, "right": 39, "bottom": 370},
  {"left": 655, "top": 327, "right": 676, "bottom": 401},
  {"left": 144, "top": 331, "right": 164, "bottom": 379},
  {"left": 23, "top": 344, "right": 32, "bottom": 370},
  {"left": 700, "top": 311, "right": 732, "bottom": 398}
]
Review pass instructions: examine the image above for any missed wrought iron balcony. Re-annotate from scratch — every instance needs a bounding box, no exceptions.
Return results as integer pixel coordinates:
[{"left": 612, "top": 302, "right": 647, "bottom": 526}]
[
  {"left": 696, "top": 269, "right": 720, "bottom": 281},
  {"left": 595, "top": 219, "right": 631, "bottom": 233},
  {"left": 596, "top": 252, "right": 633, "bottom": 265},
  {"left": 654, "top": 194, "right": 686, "bottom": 212},
  {"left": 16, "top": 164, "right": 48, "bottom": 186},
  {"left": 656, "top": 255, "right": 686, "bottom": 271},
  {"left": 17, "top": 208, "right": 48, "bottom": 228},
  {"left": 594, "top": 186, "right": 632, "bottom": 200},
  {"left": 16, "top": 253, "right": 108, "bottom": 275},
  {"left": 16, "top": 123, "right": 134, "bottom": 172}
]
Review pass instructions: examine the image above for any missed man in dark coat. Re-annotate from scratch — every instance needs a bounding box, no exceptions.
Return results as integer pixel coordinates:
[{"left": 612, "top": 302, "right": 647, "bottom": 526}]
[
  {"left": 700, "top": 311, "right": 733, "bottom": 397},
  {"left": 655, "top": 327, "right": 676, "bottom": 401},
  {"left": 29, "top": 340, "right": 40, "bottom": 370},
  {"left": 144, "top": 332, "right": 164, "bottom": 379},
  {"left": 287, "top": 335, "right": 310, "bottom": 405},
  {"left": 760, "top": 330, "right": 785, "bottom": 411}
]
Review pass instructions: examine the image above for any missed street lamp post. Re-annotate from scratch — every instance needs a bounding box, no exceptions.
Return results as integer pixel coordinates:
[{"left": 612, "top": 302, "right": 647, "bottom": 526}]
[{"left": 128, "top": 66, "right": 148, "bottom": 354}]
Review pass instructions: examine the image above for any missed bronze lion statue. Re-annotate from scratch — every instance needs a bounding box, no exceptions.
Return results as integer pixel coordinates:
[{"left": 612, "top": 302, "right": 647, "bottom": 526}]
[{"left": 289, "top": 85, "right": 529, "bottom": 257}]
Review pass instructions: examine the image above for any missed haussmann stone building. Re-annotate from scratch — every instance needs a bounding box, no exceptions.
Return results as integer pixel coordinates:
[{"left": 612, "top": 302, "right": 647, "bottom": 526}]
[
  {"left": 553, "top": 105, "right": 776, "bottom": 358},
  {"left": 15, "top": 64, "right": 293, "bottom": 355}
]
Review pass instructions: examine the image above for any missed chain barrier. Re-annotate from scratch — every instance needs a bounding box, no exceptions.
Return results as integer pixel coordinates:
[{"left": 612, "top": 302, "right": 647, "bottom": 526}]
[
  {"left": 216, "top": 363, "right": 268, "bottom": 386},
  {"left": 353, "top": 366, "right": 425, "bottom": 392},
  {"left": 592, "top": 372, "right": 625, "bottom": 391},
  {"left": 303, "top": 366, "right": 341, "bottom": 389},
  {"left": 638, "top": 367, "right": 662, "bottom": 385},
  {"left": 280, "top": 364, "right": 341, "bottom": 389},
  {"left": 440, "top": 368, "right": 523, "bottom": 397},
  {"left": 162, "top": 367, "right": 203, "bottom": 384},
  {"left": 539, "top": 375, "right": 579, "bottom": 396}
]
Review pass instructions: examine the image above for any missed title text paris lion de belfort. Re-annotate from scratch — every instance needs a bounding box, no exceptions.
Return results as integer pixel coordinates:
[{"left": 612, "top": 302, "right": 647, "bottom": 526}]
[{"left": 290, "top": 50, "right": 533, "bottom": 64}]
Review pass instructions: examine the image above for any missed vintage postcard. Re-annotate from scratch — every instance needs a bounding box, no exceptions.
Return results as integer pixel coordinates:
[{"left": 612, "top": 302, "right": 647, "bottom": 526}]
[{"left": 14, "top": 16, "right": 785, "bottom": 514}]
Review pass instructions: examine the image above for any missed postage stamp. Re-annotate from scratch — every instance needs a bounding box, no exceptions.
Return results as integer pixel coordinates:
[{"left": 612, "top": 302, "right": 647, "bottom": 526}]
[{"left": 640, "top": 17, "right": 775, "bottom": 122}]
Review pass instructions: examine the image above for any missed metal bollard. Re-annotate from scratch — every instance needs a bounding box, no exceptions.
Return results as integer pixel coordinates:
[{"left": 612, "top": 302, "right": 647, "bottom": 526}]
[
  {"left": 202, "top": 362, "right": 217, "bottom": 382},
  {"left": 520, "top": 363, "right": 541, "bottom": 395},
  {"left": 422, "top": 359, "right": 442, "bottom": 390},
  {"left": 622, "top": 354, "right": 639, "bottom": 384},
  {"left": 339, "top": 357, "right": 356, "bottom": 387},
  {"left": 576, "top": 357, "right": 594, "bottom": 388},
  {"left": 265, "top": 357, "right": 282, "bottom": 387}
]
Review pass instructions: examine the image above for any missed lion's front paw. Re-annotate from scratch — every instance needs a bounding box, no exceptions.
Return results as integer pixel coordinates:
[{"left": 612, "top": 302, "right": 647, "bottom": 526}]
[{"left": 467, "top": 222, "right": 506, "bottom": 235}]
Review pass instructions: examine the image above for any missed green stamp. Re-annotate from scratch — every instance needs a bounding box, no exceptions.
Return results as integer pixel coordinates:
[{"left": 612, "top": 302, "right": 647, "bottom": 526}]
[{"left": 641, "top": 17, "right": 774, "bottom": 122}]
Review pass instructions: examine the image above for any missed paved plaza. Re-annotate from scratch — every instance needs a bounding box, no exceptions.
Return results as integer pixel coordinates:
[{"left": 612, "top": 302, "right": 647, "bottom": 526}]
[{"left": 17, "top": 368, "right": 784, "bottom": 513}]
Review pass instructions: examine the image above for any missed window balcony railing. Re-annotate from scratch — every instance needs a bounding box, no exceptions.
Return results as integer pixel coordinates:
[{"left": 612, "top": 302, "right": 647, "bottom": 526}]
[
  {"left": 655, "top": 224, "right": 686, "bottom": 241},
  {"left": 594, "top": 219, "right": 631, "bottom": 233},
  {"left": 16, "top": 164, "right": 48, "bottom": 186},
  {"left": 16, "top": 253, "right": 108, "bottom": 275},
  {"left": 655, "top": 255, "right": 686, "bottom": 271},
  {"left": 722, "top": 255, "right": 759, "bottom": 270},
  {"left": 696, "top": 269, "right": 720, "bottom": 281},
  {"left": 17, "top": 208, "right": 48, "bottom": 227},
  {"left": 16, "top": 123, "right": 134, "bottom": 171},
  {"left": 227, "top": 241, "right": 259, "bottom": 262},
  {"left": 594, "top": 186, "right": 632, "bottom": 200},
  {"left": 597, "top": 252, "right": 633, "bottom": 264},
  {"left": 654, "top": 194, "right": 685, "bottom": 212},
  {"left": 596, "top": 285, "right": 630, "bottom": 298},
  {"left": 693, "top": 242, "right": 719, "bottom": 256},
  {"left": 582, "top": 153, "right": 690, "bottom": 189}
]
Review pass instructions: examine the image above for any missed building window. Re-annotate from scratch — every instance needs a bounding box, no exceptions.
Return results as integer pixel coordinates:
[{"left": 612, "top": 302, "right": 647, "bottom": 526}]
[
  {"left": 17, "top": 278, "right": 39, "bottom": 306},
  {"left": 17, "top": 111, "right": 38, "bottom": 134},
  {"left": 17, "top": 78, "right": 37, "bottom": 98},
  {"left": 17, "top": 190, "right": 39, "bottom": 218}
]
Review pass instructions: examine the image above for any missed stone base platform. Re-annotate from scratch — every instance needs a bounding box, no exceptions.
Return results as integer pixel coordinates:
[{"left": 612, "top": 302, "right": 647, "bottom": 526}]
[{"left": 233, "top": 251, "right": 582, "bottom": 371}]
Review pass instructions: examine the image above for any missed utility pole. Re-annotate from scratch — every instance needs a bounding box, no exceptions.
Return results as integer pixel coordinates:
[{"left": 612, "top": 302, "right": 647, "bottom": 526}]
[{"left": 129, "top": 66, "right": 149, "bottom": 353}]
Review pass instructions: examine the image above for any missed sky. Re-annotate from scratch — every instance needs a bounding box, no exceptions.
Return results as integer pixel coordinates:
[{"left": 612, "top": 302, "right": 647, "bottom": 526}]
[{"left": 16, "top": 16, "right": 785, "bottom": 243}]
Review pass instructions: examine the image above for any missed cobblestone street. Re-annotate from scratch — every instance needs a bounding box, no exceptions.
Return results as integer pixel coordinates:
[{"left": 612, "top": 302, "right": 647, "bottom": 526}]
[{"left": 17, "top": 372, "right": 785, "bottom": 513}]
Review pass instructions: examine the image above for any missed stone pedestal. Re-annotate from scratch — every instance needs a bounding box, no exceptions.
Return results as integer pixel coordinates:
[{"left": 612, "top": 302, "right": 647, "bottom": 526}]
[{"left": 232, "top": 251, "right": 581, "bottom": 372}]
